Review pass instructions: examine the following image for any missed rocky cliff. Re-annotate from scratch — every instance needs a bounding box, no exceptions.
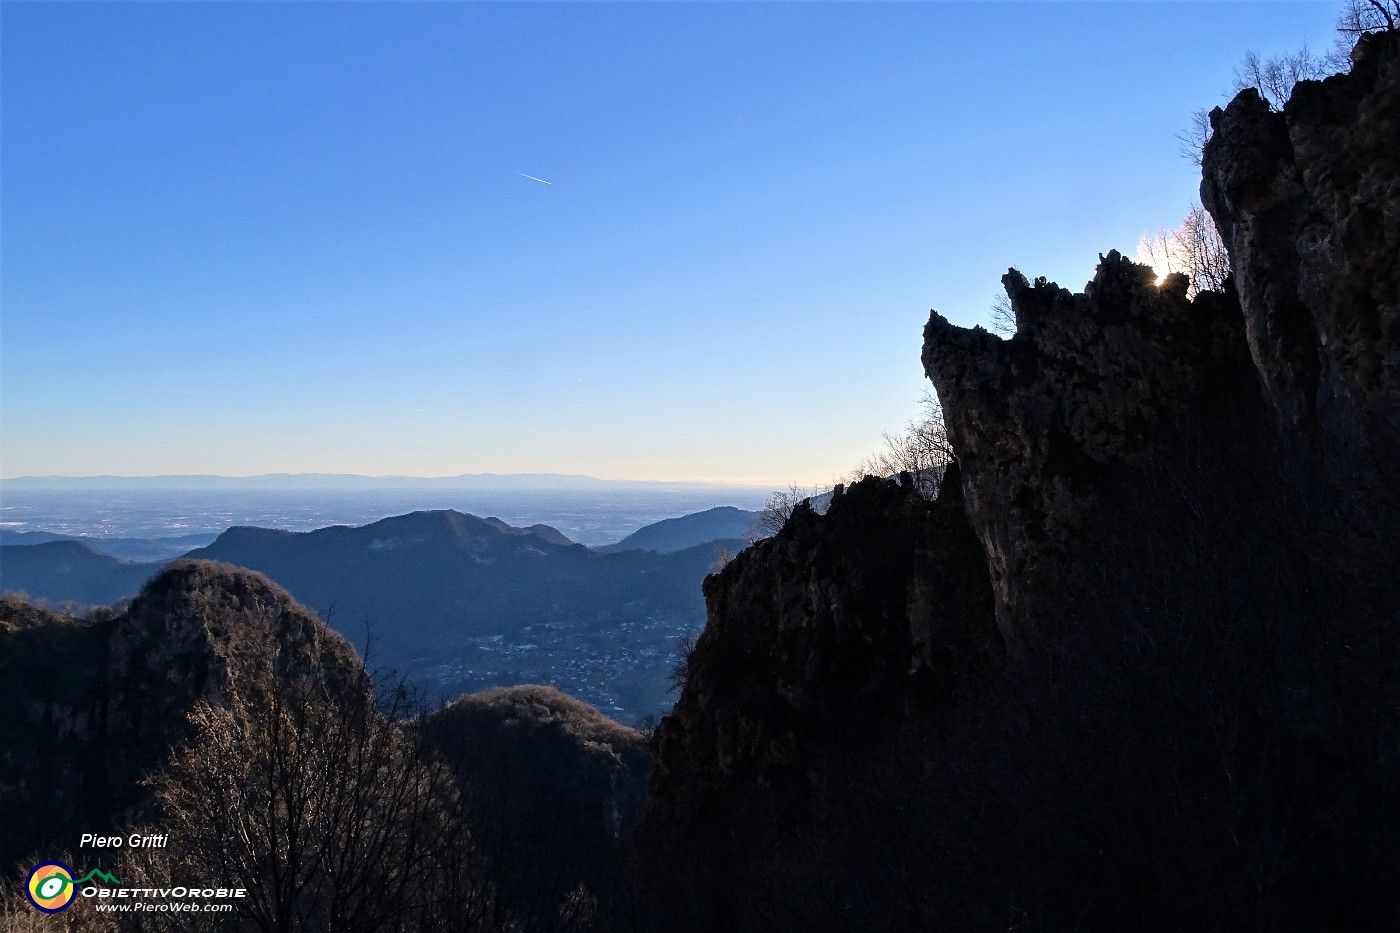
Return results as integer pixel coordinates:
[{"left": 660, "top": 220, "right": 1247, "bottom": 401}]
[
  {"left": 644, "top": 31, "right": 1400, "bottom": 933},
  {"left": 1201, "top": 32, "right": 1400, "bottom": 751},
  {"left": 1203, "top": 28, "right": 1399, "bottom": 442},
  {"left": 648, "top": 470, "right": 999, "bottom": 824},
  {"left": 0, "top": 560, "right": 367, "bottom": 870}
]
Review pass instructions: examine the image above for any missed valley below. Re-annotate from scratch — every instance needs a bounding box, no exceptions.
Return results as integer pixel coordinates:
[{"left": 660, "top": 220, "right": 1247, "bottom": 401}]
[{"left": 0, "top": 499, "right": 761, "bottom": 723}]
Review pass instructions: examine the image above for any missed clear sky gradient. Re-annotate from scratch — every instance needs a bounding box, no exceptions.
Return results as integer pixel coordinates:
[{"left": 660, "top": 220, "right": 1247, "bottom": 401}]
[{"left": 1, "top": 1, "right": 1341, "bottom": 484}]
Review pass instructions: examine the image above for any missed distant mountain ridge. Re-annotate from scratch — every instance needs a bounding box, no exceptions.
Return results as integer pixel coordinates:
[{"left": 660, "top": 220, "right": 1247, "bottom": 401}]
[
  {"left": 0, "top": 540, "right": 161, "bottom": 606},
  {"left": 0, "top": 504, "right": 756, "bottom": 607},
  {"left": 599, "top": 506, "right": 759, "bottom": 553},
  {"left": 2, "top": 471, "right": 774, "bottom": 492},
  {"left": 0, "top": 505, "right": 752, "bottom": 718},
  {"left": 0, "top": 529, "right": 218, "bottom": 562},
  {"left": 175, "top": 508, "right": 707, "bottom": 642}
]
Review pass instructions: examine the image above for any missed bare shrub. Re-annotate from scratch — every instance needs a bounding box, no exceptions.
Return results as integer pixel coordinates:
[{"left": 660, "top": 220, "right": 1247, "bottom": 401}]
[
  {"left": 990, "top": 292, "right": 1016, "bottom": 336},
  {"left": 1234, "top": 43, "right": 1335, "bottom": 107},
  {"left": 1336, "top": 0, "right": 1398, "bottom": 40},
  {"left": 850, "top": 389, "right": 952, "bottom": 498},
  {"left": 710, "top": 541, "right": 738, "bottom": 574},
  {"left": 143, "top": 670, "right": 486, "bottom": 933},
  {"left": 1136, "top": 202, "right": 1231, "bottom": 297},
  {"left": 669, "top": 635, "right": 699, "bottom": 695},
  {"left": 753, "top": 485, "right": 819, "bottom": 538}
]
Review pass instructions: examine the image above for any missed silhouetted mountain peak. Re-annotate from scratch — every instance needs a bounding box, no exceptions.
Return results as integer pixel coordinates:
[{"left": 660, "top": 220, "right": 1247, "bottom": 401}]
[
  {"left": 200, "top": 510, "right": 574, "bottom": 557},
  {"left": 480, "top": 516, "right": 574, "bottom": 546},
  {"left": 11, "top": 538, "right": 112, "bottom": 561},
  {"left": 210, "top": 525, "right": 298, "bottom": 547},
  {"left": 600, "top": 505, "right": 759, "bottom": 553},
  {"left": 0, "top": 559, "right": 366, "bottom": 868}
]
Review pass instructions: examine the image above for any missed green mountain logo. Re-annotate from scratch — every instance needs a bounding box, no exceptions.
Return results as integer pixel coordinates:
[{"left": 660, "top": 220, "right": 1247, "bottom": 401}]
[{"left": 73, "top": 869, "right": 123, "bottom": 886}]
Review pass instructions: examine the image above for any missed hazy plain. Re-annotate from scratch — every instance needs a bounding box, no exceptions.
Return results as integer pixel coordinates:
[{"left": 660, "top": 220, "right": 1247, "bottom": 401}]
[{"left": 0, "top": 486, "right": 771, "bottom": 547}]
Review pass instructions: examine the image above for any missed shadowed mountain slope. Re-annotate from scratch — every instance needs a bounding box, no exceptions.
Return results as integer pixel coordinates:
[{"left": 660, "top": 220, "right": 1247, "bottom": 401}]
[
  {"left": 642, "top": 32, "right": 1400, "bottom": 932},
  {"left": 0, "top": 540, "right": 162, "bottom": 607},
  {"left": 182, "top": 509, "right": 717, "bottom": 671},
  {"left": 0, "top": 530, "right": 217, "bottom": 562},
  {"left": 597, "top": 506, "right": 758, "bottom": 553},
  {"left": 418, "top": 685, "right": 649, "bottom": 920},
  {"left": 0, "top": 561, "right": 367, "bottom": 870},
  {"left": 2, "top": 510, "right": 723, "bottom": 688}
]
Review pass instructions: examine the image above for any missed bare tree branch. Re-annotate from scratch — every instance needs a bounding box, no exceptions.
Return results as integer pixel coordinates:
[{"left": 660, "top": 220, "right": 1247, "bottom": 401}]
[{"left": 1136, "top": 202, "right": 1230, "bottom": 299}]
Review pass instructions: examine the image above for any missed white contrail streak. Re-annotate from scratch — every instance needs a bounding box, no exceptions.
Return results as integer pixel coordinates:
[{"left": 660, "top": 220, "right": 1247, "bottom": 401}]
[{"left": 519, "top": 173, "right": 554, "bottom": 185}]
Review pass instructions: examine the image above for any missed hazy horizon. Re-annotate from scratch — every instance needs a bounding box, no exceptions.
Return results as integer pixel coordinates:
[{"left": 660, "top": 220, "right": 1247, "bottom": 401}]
[
  {"left": 0, "top": 483, "right": 773, "bottom": 546},
  {"left": 2, "top": 2, "right": 1341, "bottom": 483},
  {"left": 0, "top": 469, "right": 776, "bottom": 488}
]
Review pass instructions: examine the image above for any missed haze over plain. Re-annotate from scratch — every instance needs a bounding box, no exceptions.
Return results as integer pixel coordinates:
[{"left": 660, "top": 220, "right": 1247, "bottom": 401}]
[{"left": 0, "top": 2, "right": 1340, "bottom": 484}]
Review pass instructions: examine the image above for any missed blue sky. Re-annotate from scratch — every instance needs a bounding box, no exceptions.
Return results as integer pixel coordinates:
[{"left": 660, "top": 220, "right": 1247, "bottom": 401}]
[{"left": 2, "top": 1, "right": 1340, "bottom": 484}]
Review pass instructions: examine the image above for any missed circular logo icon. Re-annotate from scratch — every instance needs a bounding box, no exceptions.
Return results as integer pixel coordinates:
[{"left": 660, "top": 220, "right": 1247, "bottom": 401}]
[{"left": 26, "top": 862, "right": 77, "bottom": 913}]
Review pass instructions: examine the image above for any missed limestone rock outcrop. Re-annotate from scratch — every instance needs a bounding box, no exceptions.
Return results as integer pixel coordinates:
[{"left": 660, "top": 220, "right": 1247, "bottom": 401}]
[
  {"left": 0, "top": 560, "right": 366, "bottom": 869},
  {"left": 922, "top": 254, "right": 1249, "bottom": 654},
  {"left": 648, "top": 471, "right": 999, "bottom": 822},
  {"left": 643, "top": 31, "right": 1400, "bottom": 932},
  {"left": 1202, "top": 29, "right": 1399, "bottom": 440}
]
